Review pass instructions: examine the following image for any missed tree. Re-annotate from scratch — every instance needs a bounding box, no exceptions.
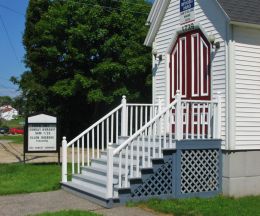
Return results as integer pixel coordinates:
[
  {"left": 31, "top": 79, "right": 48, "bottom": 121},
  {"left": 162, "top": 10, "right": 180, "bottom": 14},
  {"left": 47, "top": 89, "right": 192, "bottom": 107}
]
[
  {"left": 0, "top": 96, "right": 13, "bottom": 106},
  {"left": 13, "top": 0, "right": 152, "bottom": 138}
]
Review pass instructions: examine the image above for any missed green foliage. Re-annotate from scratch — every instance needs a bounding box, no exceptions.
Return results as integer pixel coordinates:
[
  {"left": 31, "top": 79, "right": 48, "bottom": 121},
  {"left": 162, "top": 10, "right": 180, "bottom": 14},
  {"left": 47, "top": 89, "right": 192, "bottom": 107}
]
[
  {"left": 0, "top": 96, "right": 13, "bottom": 106},
  {"left": 0, "top": 163, "right": 62, "bottom": 195},
  {"left": 32, "top": 210, "right": 101, "bottom": 216},
  {"left": 0, "top": 116, "right": 25, "bottom": 128},
  {"left": 129, "top": 197, "right": 260, "bottom": 216},
  {"left": 14, "top": 0, "right": 152, "bottom": 138}
]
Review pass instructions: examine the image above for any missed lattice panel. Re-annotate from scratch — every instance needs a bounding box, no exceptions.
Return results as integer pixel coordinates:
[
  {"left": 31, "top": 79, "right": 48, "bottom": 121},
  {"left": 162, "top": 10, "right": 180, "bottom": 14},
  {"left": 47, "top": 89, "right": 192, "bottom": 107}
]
[
  {"left": 181, "top": 149, "right": 219, "bottom": 194},
  {"left": 131, "top": 159, "right": 173, "bottom": 198}
]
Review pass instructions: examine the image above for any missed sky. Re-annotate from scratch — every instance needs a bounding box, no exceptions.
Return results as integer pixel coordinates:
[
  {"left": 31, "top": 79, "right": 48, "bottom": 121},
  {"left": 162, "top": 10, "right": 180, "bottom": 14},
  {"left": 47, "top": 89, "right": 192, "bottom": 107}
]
[
  {"left": 0, "top": 0, "right": 154, "bottom": 98},
  {"left": 0, "top": 0, "right": 29, "bottom": 97}
]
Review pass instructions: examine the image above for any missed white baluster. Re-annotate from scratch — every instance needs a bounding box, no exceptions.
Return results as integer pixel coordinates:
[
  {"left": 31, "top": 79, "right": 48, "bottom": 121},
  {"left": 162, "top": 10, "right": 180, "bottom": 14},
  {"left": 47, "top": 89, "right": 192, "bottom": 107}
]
[
  {"left": 130, "top": 106, "right": 133, "bottom": 135},
  {"left": 87, "top": 133, "right": 90, "bottom": 166},
  {"left": 121, "top": 95, "right": 127, "bottom": 136},
  {"left": 197, "top": 104, "right": 201, "bottom": 139},
  {"left": 82, "top": 136, "right": 84, "bottom": 166},
  {"left": 158, "top": 116, "right": 162, "bottom": 158},
  {"left": 97, "top": 125, "right": 100, "bottom": 158},
  {"left": 140, "top": 106, "right": 143, "bottom": 128},
  {"left": 135, "top": 106, "right": 138, "bottom": 133},
  {"left": 106, "top": 143, "right": 114, "bottom": 198},
  {"left": 202, "top": 104, "right": 206, "bottom": 139},
  {"left": 77, "top": 139, "right": 80, "bottom": 174},
  {"left": 130, "top": 141, "right": 134, "bottom": 178},
  {"left": 191, "top": 103, "right": 194, "bottom": 139},
  {"left": 208, "top": 103, "right": 212, "bottom": 139},
  {"left": 62, "top": 137, "right": 67, "bottom": 183},
  {"left": 118, "top": 151, "right": 122, "bottom": 187},
  {"left": 186, "top": 103, "right": 189, "bottom": 139},
  {"left": 124, "top": 146, "right": 129, "bottom": 187},
  {"left": 92, "top": 129, "right": 95, "bottom": 159},
  {"left": 102, "top": 122, "right": 104, "bottom": 151},
  {"left": 116, "top": 111, "right": 119, "bottom": 144},
  {"left": 136, "top": 136, "right": 140, "bottom": 177},
  {"left": 217, "top": 92, "right": 222, "bottom": 139},
  {"left": 72, "top": 143, "right": 75, "bottom": 174},
  {"left": 163, "top": 113, "right": 167, "bottom": 148},
  {"left": 111, "top": 114, "right": 114, "bottom": 143},
  {"left": 153, "top": 122, "right": 156, "bottom": 157},
  {"left": 142, "top": 133, "right": 145, "bottom": 167},
  {"left": 175, "top": 91, "right": 182, "bottom": 140}
]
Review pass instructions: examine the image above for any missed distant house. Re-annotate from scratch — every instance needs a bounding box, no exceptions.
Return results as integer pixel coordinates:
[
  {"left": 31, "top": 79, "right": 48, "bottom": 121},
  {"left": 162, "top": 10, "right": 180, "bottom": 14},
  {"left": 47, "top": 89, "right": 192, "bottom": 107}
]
[{"left": 0, "top": 105, "right": 18, "bottom": 121}]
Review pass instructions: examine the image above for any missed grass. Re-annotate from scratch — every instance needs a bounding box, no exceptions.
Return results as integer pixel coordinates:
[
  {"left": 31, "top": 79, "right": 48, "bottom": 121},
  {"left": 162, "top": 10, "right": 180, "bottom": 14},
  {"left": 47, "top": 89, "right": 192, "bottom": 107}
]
[
  {"left": 1, "top": 116, "right": 25, "bottom": 128},
  {"left": 128, "top": 196, "right": 260, "bottom": 216},
  {"left": 0, "top": 134, "right": 23, "bottom": 144},
  {"left": 0, "top": 163, "right": 63, "bottom": 195},
  {"left": 31, "top": 210, "right": 101, "bottom": 216}
]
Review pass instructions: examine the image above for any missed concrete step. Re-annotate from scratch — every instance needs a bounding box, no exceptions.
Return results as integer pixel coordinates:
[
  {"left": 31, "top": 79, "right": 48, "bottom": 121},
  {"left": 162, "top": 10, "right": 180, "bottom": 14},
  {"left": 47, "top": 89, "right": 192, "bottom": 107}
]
[
  {"left": 61, "top": 182, "right": 119, "bottom": 208},
  {"left": 72, "top": 174, "right": 109, "bottom": 195}
]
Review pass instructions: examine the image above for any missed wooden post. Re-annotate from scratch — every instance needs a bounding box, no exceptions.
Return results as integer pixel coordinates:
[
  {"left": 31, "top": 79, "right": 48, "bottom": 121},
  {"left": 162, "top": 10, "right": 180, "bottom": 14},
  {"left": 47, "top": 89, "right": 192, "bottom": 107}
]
[
  {"left": 175, "top": 91, "right": 183, "bottom": 140},
  {"left": 106, "top": 143, "right": 114, "bottom": 198},
  {"left": 62, "top": 136, "right": 67, "bottom": 183},
  {"left": 121, "top": 95, "right": 127, "bottom": 136}
]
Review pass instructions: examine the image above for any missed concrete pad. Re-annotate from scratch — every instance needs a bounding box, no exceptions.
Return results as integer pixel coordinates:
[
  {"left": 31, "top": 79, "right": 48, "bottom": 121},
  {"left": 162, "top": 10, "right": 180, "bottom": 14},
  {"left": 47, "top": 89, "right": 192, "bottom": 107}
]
[{"left": 0, "top": 190, "right": 156, "bottom": 216}]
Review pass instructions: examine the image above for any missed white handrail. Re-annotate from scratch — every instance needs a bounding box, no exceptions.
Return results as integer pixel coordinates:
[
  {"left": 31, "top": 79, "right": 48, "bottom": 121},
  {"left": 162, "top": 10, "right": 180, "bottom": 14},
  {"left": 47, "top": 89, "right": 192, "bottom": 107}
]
[
  {"left": 113, "top": 100, "right": 177, "bottom": 155},
  {"left": 107, "top": 92, "right": 222, "bottom": 194},
  {"left": 67, "top": 104, "right": 123, "bottom": 147}
]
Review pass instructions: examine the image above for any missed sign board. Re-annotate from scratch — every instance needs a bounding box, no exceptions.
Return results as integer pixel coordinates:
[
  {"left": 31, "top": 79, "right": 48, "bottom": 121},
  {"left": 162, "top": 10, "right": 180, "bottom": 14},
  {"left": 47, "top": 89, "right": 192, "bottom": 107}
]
[
  {"left": 180, "top": 0, "right": 195, "bottom": 25},
  {"left": 24, "top": 114, "right": 58, "bottom": 153}
]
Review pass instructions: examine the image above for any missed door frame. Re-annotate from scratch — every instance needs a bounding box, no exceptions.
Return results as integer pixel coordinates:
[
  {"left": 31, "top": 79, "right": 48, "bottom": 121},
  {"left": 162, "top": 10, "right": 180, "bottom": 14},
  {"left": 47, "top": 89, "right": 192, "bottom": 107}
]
[{"left": 165, "top": 24, "right": 213, "bottom": 107}]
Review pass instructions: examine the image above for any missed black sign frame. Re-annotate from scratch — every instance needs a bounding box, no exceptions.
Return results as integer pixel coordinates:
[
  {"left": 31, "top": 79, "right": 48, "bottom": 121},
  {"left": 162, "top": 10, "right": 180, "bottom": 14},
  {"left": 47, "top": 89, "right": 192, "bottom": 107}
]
[{"left": 23, "top": 112, "right": 60, "bottom": 164}]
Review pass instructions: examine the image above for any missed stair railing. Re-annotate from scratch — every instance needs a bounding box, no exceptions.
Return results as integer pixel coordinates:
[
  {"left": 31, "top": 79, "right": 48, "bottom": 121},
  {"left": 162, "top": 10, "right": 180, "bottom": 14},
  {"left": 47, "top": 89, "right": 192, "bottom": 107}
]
[
  {"left": 106, "top": 91, "right": 222, "bottom": 198},
  {"left": 62, "top": 96, "right": 159, "bottom": 183}
]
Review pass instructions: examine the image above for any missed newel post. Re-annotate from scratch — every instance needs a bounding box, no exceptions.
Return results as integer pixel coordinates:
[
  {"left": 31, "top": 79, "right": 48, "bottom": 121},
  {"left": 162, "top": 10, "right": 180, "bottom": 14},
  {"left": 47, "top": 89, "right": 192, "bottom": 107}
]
[
  {"left": 175, "top": 91, "right": 183, "bottom": 140},
  {"left": 121, "top": 95, "right": 127, "bottom": 136},
  {"left": 216, "top": 92, "right": 222, "bottom": 139},
  {"left": 106, "top": 143, "right": 114, "bottom": 199},
  {"left": 62, "top": 136, "right": 67, "bottom": 183}
]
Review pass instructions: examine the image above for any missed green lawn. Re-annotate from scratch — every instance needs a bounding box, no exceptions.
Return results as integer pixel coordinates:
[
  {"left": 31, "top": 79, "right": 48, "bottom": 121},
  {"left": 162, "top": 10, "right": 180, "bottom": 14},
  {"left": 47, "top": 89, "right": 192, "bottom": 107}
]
[
  {"left": 0, "top": 135, "right": 23, "bottom": 144},
  {"left": 1, "top": 116, "right": 25, "bottom": 128},
  {"left": 130, "top": 196, "right": 260, "bottom": 216},
  {"left": 31, "top": 210, "right": 101, "bottom": 216},
  {"left": 0, "top": 163, "right": 63, "bottom": 195}
]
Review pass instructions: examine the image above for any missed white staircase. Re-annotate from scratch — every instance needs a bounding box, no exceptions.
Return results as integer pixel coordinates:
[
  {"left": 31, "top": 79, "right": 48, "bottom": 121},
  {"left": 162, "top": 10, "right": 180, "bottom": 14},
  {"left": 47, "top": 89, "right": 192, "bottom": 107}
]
[{"left": 61, "top": 92, "right": 222, "bottom": 207}]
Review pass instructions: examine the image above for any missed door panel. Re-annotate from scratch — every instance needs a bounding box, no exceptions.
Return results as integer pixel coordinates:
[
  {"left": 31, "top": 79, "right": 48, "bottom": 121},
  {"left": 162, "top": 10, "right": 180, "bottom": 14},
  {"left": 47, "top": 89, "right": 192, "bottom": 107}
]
[
  {"left": 170, "top": 30, "right": 211, "bottom": 101},
  {"left": 170, "top": 30, "right": 211, "bottom": 136}
]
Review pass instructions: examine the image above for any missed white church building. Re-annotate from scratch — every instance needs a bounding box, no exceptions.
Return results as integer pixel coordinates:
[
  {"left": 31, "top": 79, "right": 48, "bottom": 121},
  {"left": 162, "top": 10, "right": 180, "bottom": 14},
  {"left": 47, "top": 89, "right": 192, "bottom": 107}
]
[{"left": 60, "top": 0, "right": 260, "bottom": 207}]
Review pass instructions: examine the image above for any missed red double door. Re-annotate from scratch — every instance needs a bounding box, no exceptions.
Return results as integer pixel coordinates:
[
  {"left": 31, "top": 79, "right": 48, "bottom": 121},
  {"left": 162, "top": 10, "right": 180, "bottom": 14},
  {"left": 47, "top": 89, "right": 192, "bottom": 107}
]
[
  {"left": 170, "top": 30, "right": 211, "bottom": 137},
  {"left": 170, "top": 29, "right": 211, "bottom": 101}
]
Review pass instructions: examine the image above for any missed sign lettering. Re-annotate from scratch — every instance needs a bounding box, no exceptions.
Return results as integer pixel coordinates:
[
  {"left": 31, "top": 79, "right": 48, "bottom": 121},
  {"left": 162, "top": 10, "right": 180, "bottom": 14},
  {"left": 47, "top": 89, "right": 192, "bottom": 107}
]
[{"left": 180, "top": 0, "right": 195, "bottom": 25}]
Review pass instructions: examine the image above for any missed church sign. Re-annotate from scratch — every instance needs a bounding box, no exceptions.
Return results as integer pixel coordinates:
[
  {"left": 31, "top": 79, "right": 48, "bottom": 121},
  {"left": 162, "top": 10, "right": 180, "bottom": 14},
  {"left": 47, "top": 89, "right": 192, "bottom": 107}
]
[
  {"left": 180, "top": 0, "right": 195, "bottom": 25},
  {"left": 24, "top": 114, "right": 58, "bottom": 153}
]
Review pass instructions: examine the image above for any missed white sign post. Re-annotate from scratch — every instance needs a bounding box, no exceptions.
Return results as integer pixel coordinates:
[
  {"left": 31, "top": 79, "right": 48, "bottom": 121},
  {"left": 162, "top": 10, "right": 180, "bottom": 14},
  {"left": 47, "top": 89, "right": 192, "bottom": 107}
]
[{"left": 24, "top": 114, "right": 59, "bottom": 163}]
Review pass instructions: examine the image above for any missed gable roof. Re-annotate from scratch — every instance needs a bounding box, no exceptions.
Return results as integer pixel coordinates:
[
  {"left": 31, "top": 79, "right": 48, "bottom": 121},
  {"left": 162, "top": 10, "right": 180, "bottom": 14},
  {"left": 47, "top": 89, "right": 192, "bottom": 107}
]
[
  {"left": 217, "top": 0, "right": 260, "bottom": 26},
  {"left": 145, "top": 0, "right": 260, "bottom": 47},
  {"left": 144, "top": 0, "right": 171, "bottom": 46}
]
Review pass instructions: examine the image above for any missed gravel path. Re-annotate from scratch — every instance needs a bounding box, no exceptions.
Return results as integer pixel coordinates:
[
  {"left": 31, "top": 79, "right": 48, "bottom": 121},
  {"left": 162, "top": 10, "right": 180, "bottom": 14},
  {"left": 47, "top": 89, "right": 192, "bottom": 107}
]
[{"left": 0, "top": 190, "right": 156, "bottom": 216}]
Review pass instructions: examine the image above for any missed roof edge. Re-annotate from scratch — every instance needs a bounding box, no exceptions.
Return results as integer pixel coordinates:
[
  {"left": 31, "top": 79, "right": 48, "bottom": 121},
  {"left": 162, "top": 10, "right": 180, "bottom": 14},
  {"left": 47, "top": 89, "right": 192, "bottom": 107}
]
[{"left": 144, "top": 0, "right": 171, "bottom": 47}]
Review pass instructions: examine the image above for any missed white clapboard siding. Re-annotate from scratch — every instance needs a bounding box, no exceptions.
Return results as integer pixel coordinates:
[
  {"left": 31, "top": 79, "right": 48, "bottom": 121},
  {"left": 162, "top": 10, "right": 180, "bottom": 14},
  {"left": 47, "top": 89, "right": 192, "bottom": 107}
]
[
  {"left": 152, "top": 0, "right": 228, "bottom": 146},
  {"left": 234, "top": 26, "right": 260, "bottom": 150}
]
